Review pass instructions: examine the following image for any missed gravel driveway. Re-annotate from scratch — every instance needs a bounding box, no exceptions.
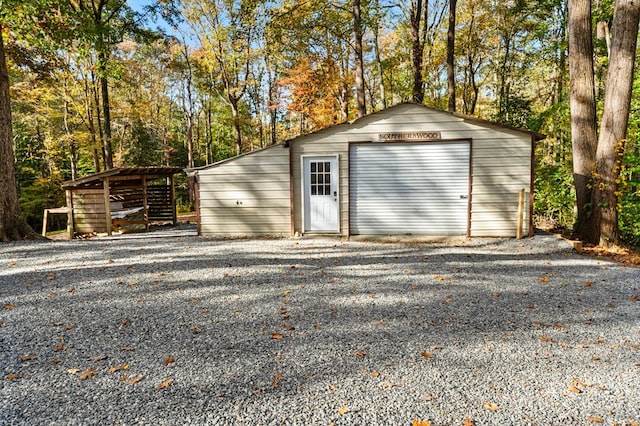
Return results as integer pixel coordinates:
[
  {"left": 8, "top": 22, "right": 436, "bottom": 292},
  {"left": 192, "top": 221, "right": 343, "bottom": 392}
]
[{"left": 1, "top": 232, "right": 639, "bottom": 425}]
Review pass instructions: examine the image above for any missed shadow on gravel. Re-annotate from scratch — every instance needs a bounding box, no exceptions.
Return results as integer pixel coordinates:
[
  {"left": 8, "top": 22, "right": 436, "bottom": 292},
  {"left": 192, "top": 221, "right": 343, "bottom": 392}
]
[{"left": 1, "top": 235, "right": 639, "bottom": 425}]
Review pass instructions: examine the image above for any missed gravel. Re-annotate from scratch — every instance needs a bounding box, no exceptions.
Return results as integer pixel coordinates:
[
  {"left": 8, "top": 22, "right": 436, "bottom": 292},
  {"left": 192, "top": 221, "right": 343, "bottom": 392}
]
[{"left": 1, "top": 231, "right": 639, "bottom": 425}]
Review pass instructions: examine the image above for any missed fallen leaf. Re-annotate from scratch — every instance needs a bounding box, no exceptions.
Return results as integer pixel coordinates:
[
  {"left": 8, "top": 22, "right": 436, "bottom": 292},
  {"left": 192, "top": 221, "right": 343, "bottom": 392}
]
[
  {"left": 483, "top": 402, "right": 499, "bottom": 412},
  {"left": 587, "top": 416, "right": 603, "bottom": 423},
  {"left": 271, "top": 332, "right": 284, "bottom": 340},
  {"left": 91, "top": 355, "right": 107, "bottom": 362},
  {"left": 190, "top": 325, "right": 201, "bottom": 334},
  {"left": 282, "top": 289, "right": 292, "bottom": 295},
  {"left": 67, "top": 368, "right": 80, "bottom": 375},
  {"left": 338, "top": 407, "right": 349, "bottom": 416},
  {"left": 128, "top": 375, "right": 144, "bottom": 385},
  {"left": 541, "top": 277, "right": 549, "bottom": 283},
  {"left": 628, "top": 343, "right": 640, "bottom": 350},
  {"left": 462, "top": 419, "right": 476, "bottom": 426},
  {"left": 354, "top": 351, "right": 366, "bottom": 357},
  {"left": 46, "top": 273, "right": 56, "bottom": 281},
  {"left": 6, "top": 373, "right": 19, "bottom": 380},
  {"left": 629, "top": 295, "right": 639, "bottom": 302},
  {"left": 283, "top": 323, "right": 295, "bottom": 331},
  {"left": 20, "top": 355, "right": 37, "bottom": 362},
  {"left": 51, "top": 358, "right": 61, "bottom": 364},
  {"left": 540, "top": 335, "right": 554, "bottom": 343},
  {"left": 79, "top": 369, "right": 96, "bottom": 380},
  {"left": 108, "top": 365, "right": 123, "bottom": 374},
  {"left": 492, "top": 291, "right": 501, "bottom": 297},
  {"left": 379, "top": 381, "right": 397, "bottom": 389},
  {"left": 164, "top": 357, "right": 176, "bottom": 365},
  {"left": 370, "top": 371, "right": 380, "bottom": 378},
  {"left": 3, "top": 303, "right": 14, "bottom": 310},
  {"left": 54, "top": 344, "right": 66, "bottom": 352},
  {"left": 568, "top": 385, "right": 582, "bottom": 394},
  {"left": 158, "top": 379, "right": 172, "bottom": 389},
  {"left": 421, "top": 350, "right": 433, "bottom": 358},
  {"left": 585, "top": 281, "right": 593, "bottom": 287},
  {"left": 121, "top": 319, "right": 130, "bottom": 326},
  {"left": 411, "top": 420, "right": 431, "bottom": 426},
  {"left": 421, "top": 394, "right": 433, "bottom": 401},
  {"left": 121, "top": 347, "right": 135, "bottom": 352}
]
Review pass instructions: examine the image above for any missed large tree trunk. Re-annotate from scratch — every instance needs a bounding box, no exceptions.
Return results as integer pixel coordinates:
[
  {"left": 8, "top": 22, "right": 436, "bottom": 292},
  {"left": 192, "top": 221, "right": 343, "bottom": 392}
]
[
  {"left": 446, "top": 0, "right": 457, "bottom": 112},
  {"left": 99, "top": 58, "right": 114, "bottom": 170},
  {"left": 0, "top": 27, "right": 34, "bottom": 241},
  {"left": 591, "top": 0, "right": 640, "bottom": 247},
  {"left": 410, "top": 0, "right": 425, "bottom": 104},
  {"left": 353, "top": 0, "right": 367, "bottom": 117},
  {"left": 568, "top": 0, "right": 598, "bottom": 241}
]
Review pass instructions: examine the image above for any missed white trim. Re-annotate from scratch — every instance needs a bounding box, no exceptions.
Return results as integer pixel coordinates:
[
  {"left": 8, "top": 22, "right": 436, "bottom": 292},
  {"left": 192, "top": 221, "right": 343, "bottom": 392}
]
[{"left": 301, "top": 154, "right": 340, "bottom": 233}]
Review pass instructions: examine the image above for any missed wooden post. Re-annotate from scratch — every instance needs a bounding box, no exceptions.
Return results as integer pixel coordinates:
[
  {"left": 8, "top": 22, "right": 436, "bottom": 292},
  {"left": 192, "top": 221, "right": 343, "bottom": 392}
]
[
  {"left": 66, "top": 190, "right": 74, "bottom": 240},
  {"left": 170, "top": 175, "right": 177, "bottom": 225},
  {"left": 517, "top": 188, "right": 525, "bottom": 239},
  {"left": 142, "top": 176, "right": 149, "bottom": 230},
  {"left": 104, "top": 177, "right": 112, "bottom": 236},
  {"left": 42, "top": 209, "right": 49, "bottom": 237}
]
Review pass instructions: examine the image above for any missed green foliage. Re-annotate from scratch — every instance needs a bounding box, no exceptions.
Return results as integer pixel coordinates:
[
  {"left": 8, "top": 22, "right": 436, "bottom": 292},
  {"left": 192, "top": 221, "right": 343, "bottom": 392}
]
[
  {"left": 18, "top": 177, "right": 65, "bottom": 231},
  {"left": 123, "top": 120, "right": 162, "bottom": 166},
  {"left": 619, "top": 140, "right": 640, "bottom": 247},
  {"left": 534, "top": 161, "right": 575, "bottom": 229}
]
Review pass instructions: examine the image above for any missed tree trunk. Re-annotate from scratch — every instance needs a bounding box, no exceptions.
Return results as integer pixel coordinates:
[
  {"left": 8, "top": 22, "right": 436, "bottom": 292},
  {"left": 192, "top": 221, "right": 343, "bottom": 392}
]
[
  {"left": 353, "top": 0, "right": 367, "bottom": 117},
  {"left": 446, "top": 0, "right": 457, "bottom": 112},
  {"left": 410, "top": 0, "right": 425, "bottom": 104},
  {"left": 591, "top": 0, "right": 640, "bottom": 247},
  {"left": 99, "top": 61, "right": 113, "bottom": 169},
  {"left": 0, "top": 27, "right": 33, "bottom": 241},
  {"left": 229, "top": 96, "right": 242, "bottom": 155},
  {"left": 568, "top": 0, "right": 598, "bottom": 241}
]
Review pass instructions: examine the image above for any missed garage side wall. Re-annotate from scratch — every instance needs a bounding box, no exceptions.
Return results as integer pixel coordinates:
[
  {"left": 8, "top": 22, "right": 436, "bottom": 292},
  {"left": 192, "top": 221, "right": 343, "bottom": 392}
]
[
  {"left": 197, "top": 145, "right": 291, "bottom": 236},
  {"left": 291, "top": 104, "right": 533, "bottom": 237}
]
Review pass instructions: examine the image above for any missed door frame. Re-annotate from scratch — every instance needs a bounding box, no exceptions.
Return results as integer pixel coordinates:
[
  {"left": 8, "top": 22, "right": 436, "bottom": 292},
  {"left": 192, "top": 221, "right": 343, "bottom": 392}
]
[{"left": 301, "top": 154, "right": 340, "bottom": 233}]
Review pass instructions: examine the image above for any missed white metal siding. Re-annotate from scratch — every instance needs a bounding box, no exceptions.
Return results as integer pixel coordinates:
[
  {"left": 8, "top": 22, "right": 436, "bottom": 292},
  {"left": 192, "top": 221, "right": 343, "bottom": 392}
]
[
  {"left": 197, "top": 145, "right": 291, "bottom": 236},
  {"left": 350, "top": 142, "right": 470, "bottom": 235}
]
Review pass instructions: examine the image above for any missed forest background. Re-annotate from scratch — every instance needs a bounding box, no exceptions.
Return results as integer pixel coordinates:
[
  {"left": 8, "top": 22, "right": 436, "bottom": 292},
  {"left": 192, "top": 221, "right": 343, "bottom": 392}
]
[{"left": 2, "top": 0, "right": 639, "bottom": 245}]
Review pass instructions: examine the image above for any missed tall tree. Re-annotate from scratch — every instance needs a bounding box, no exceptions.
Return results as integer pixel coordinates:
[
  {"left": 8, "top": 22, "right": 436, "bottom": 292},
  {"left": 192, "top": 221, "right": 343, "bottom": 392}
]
[
  {"left": 69, "top": 0, "right": 144, "bottom": 170},
  {"left": 353, "top": 0, "right": 367, "bottom": 117},
  {"left": 0, "top": 20, "right": 32, "bottom": 241},
  {"left": 184, "top": 0, "right": 262, "bottom": 156},
  {"left": 568, "top": 0, "right": 598, "bottom": 241},
  {"left": 590, "top": 0, "right": 640, "bottom": 246},
  {"left": 446, "top": 0, "right": 456, "bottom": 112}
]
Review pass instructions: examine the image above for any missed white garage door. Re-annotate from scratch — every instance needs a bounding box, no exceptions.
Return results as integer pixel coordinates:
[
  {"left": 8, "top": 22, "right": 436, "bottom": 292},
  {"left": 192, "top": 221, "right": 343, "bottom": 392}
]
[{"left": 350, "top": 141, "right": 471, "bottom": 235}]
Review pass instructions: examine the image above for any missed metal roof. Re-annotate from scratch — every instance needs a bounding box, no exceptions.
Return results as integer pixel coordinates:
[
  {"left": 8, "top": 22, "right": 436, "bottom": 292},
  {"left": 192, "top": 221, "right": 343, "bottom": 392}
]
[{"left": 62, "top": 166, "right": 183, "bottom": 189}]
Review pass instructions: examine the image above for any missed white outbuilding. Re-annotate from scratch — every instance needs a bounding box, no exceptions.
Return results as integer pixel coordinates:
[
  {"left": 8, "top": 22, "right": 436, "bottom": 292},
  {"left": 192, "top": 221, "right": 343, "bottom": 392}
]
[{"left": 188, "top": 103, "right": 545, "bottom": 238}]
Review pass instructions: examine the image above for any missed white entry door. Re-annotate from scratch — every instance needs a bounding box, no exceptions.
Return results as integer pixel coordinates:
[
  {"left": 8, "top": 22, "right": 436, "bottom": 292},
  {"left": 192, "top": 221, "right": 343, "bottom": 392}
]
[{"left": 303, "top": 156, "right": 339, "bottom": 233}]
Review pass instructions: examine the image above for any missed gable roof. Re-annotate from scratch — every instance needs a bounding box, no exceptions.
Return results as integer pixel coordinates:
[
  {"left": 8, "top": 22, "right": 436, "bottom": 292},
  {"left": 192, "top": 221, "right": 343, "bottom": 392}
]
[
  {"left": 284, "top": 103, "right": 546, "bottom": 146},
  {"left": 188, "top": 102, "right": 546, "bottom": 173}
]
